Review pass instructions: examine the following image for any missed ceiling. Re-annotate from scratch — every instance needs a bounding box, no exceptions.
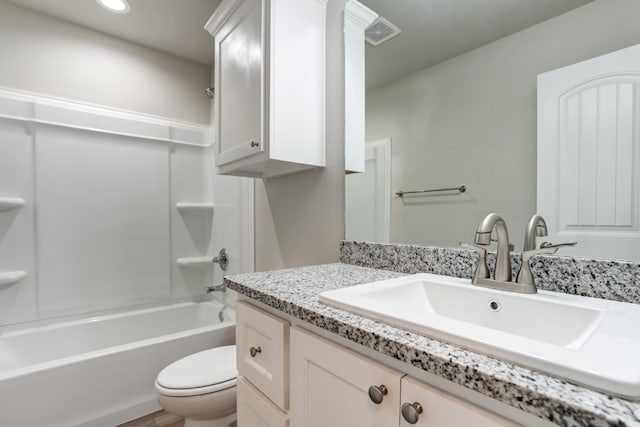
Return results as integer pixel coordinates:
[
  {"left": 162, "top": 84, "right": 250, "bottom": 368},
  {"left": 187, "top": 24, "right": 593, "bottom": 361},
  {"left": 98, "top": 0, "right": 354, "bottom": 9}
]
[
  {"left": 5, "top": 0, "right": 221, "bottom": 65},
  {"left": 361, "top": 0, "right": 594, "bottom": 89},
  {"left": 5, "top": 0, "right": 594, "bottom": 85}
]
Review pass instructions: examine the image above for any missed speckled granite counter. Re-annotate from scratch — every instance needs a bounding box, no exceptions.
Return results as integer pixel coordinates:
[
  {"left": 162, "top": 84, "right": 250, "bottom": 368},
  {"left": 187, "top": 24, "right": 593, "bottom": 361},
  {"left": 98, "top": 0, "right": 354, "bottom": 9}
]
[{"left": 224, "top": 263, "right": 640, "bottom": 427}]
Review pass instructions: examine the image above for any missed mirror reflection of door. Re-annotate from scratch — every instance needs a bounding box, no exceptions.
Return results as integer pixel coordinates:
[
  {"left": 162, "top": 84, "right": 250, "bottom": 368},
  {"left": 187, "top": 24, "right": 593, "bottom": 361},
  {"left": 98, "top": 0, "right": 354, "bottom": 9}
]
[
  {"left": 538, "top": 43, "right": 640, "bottom": 260},
  {"left": 345, "top": 138, "right": 391, "bottom": 243}
]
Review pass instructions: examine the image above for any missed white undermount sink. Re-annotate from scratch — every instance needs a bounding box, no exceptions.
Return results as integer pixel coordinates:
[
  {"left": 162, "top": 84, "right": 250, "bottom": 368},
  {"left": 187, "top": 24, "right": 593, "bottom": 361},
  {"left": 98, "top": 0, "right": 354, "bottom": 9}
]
[{"left": 319, "top": 273, "right": 640, "bottom": 399}]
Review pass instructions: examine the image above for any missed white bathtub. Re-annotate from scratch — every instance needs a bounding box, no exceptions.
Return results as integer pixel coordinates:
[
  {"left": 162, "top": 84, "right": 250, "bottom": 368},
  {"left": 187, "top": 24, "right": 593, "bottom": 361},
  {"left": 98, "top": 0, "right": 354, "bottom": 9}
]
[{"left": 0, "top": 300, "right": 235, "bottom": 427}]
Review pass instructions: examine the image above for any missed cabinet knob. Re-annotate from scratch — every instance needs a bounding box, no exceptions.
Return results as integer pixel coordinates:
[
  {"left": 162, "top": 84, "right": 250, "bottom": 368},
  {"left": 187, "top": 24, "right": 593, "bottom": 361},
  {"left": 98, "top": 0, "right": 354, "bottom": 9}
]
[
  {"left": 401, "top": 402, "right": 423, "bottom": 424},
  {"left": 367, "top": 384, "right": 388, "bottom": 404},
  {"left": 249, "top": 346, "right": 262, "bottom": 358},
  {"left": 250, "top": 140, "right": 260, "bottom": 148}
]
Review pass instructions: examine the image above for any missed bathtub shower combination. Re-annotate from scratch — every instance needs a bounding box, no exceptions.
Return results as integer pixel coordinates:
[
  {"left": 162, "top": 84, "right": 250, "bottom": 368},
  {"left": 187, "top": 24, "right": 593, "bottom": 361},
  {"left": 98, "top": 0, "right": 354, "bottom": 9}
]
[
  {"left": 0, "top": 301, "right": 235, "bottom": 426},
  {"left": 0, "top": 90, "right": 249, "bottom": 426}
]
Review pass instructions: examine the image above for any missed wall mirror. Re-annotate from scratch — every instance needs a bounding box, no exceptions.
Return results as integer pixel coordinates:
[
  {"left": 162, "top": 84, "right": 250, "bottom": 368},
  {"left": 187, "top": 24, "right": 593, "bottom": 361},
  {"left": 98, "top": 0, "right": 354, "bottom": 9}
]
[{"left": 345, "top": 0, "right": 640, "bottom": 261}]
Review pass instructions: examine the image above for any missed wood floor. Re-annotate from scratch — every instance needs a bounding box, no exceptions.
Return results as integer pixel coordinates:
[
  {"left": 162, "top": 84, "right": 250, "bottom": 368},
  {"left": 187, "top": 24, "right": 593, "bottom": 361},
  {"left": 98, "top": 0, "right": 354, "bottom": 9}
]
[{"left": 117, "top": 410, "right": 184, "bottom": 427}]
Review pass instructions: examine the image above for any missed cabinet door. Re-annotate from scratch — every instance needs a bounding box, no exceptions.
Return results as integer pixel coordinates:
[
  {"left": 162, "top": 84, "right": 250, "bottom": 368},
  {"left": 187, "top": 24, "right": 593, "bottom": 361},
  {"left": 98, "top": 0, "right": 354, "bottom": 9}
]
[
  {"left": 290, "top": 327, "right": 402, "bottom": 427},
  {"left": 236, "top": 301, "right": 290, "bottom": 410},
  {"left": 400, "top": 376, "right": 516, "bottom": 427},
  {"left": 215, "top": 0, "right": 264, "bottom": 166},
  {"left": 238, "top": 376, "right": 289, "bottom": 427}
]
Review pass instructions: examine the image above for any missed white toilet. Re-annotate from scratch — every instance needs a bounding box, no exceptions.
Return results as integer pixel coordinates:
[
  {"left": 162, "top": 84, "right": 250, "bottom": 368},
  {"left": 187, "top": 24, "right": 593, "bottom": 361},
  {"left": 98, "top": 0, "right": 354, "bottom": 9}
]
[{"left": 155, "top": 345, "right": 237, "bottom": 427}]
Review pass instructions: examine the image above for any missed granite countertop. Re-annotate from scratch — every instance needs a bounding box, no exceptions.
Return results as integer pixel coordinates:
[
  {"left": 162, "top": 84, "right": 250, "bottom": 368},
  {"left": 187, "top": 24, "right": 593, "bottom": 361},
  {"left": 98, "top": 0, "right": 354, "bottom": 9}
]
[{"left": 224, "top": 263, "right": 640, "bottom": 427}]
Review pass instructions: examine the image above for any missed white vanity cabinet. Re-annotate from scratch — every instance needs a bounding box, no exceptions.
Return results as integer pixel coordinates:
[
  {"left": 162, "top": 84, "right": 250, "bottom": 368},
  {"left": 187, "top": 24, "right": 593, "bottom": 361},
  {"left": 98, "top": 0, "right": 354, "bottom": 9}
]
[
  {"left": 237, "top": 301, "right": 516, "bottom": 427},
  {"left": 205, "top": 0, "right": 326, "bottom": 178},
  {"left": 290, "top": 327, "right": 515, "bottom": 427}
]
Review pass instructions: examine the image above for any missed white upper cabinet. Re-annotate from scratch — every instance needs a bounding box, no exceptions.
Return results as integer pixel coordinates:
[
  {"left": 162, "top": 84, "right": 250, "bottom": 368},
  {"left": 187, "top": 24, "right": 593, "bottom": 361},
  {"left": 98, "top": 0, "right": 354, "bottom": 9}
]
[{"left": 206, "top": 0, "right": 327, "bottom": 178}]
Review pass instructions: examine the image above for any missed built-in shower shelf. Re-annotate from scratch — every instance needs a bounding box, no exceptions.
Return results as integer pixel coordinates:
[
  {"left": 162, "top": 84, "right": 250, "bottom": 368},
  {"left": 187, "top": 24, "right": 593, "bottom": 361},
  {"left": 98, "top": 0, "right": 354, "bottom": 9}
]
[
  {"left": 176, "top": 257, "right": 213, "bottom": 268},
  {"left": 0, "top": 197, "right": 26, "bottom": 212},
  {"left": 0, "top": 271, "right": 27, "bottom": 287},
  {"left": 176, "top": 203, "right": 214, "bottom": 214}
]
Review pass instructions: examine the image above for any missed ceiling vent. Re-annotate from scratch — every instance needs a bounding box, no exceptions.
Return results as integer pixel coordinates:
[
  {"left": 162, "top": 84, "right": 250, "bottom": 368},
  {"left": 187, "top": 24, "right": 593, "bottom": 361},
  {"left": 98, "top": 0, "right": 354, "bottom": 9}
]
[{"left": 365, "top": 17, "right": 401, "bottom": 46}]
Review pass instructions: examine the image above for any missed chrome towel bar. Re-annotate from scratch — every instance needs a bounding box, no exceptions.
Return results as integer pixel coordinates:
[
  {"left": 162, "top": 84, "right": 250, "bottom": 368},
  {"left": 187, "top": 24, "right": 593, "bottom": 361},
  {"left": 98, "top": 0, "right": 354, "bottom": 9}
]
[{"left": 396, "top": 185, "right": 466, "bottom": 197}]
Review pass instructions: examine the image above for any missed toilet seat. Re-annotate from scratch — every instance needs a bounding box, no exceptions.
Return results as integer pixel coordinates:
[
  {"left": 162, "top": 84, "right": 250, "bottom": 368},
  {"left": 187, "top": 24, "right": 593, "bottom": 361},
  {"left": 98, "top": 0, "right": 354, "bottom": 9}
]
[
  {"left": 156, "top": 345, "right": 237, "bottom": 397},
  {"left": 156, "top": 377, "right": 237, "bottom": 397}
]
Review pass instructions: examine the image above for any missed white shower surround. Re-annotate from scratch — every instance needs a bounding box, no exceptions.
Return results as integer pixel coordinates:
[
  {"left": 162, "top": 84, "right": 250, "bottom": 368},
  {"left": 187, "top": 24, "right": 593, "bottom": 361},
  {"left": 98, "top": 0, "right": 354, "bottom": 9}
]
[{"left": 0, "top": 87, "right": 256, "bottom": 326}]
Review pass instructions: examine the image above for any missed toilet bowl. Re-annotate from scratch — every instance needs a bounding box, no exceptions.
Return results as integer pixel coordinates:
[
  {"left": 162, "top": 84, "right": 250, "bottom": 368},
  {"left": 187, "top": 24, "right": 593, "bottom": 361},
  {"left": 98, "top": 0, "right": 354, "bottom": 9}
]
[{"left": 155, "top": 345, "right": 237, "bottom": 427}]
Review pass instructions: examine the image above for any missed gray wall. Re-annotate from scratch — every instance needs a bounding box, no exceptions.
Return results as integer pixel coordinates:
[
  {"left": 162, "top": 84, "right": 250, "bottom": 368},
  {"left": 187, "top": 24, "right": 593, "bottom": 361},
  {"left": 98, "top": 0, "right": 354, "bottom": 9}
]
[
  {"left": 0, "top": 1, "right": 212, "bottom": 124},
  {"left": 364, "top": 0, "right": 640, "bottom": 250},
  {"left": 254, "top": 0, "right": 345, "bottom": 271}
]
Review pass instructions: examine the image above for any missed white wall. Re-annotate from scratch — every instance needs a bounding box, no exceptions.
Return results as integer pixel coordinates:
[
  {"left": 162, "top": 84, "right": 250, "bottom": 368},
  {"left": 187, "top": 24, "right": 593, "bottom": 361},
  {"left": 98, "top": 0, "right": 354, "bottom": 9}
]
[
  {"left": 0, "top": 0, "right": 212, "bottom": 124},
  {"left": 254, "top": 0, "right": 345, "bottom": 271},
  {"left": 364, "top": 0, "right": 640, "bottom": 250}
]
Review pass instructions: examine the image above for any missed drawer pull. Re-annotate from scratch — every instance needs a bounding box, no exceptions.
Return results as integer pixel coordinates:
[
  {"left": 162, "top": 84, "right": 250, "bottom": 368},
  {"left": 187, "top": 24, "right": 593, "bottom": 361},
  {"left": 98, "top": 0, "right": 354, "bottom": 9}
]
[
  {"left": 367, "top": 384, "right": 388, "bottom": 404},
  {"left": 250, "top": 140, "right": 260, "bottom": 148},
  {"left": 401, "top": 402, "right": 423, "bottom": 424},
  {"left": 249, "top": 346, "right": 262, "bottom": 357}
]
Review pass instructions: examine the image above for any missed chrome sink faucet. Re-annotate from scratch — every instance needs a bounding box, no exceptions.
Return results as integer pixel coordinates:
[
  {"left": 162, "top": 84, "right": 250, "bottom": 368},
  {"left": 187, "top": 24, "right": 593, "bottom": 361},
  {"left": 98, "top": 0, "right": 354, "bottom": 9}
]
[
  {"left": 463, "top": 213, "right": 578, "bottom": 294},
  {"left": 523, "top": 214, "right": 548, "bottom": 251},
  {"left": 516, "top": 214, "right": 552, "bottom": 291},
  {"left": 474, "top": 213, "right": 512, "bottom": 282},
  {"left": 463, "top": 213, "right": 534, "bottom": 293},
  {"left": 517, "top": 212, "right": 577, "bottom": 289}
]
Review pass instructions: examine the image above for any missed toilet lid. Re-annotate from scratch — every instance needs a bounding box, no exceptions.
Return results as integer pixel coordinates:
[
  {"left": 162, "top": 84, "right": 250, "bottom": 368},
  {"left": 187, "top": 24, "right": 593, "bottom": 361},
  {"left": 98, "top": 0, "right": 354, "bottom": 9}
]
[{"left": 157, "top": 345, "right": 237, "bottom": 390}]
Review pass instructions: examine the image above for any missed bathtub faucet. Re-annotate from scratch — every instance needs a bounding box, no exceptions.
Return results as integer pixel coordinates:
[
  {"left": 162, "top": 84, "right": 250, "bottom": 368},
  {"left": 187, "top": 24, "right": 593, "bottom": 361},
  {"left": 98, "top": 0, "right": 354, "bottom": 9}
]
[{"left": 205, "top": 284, "right": 226, "bottom": 294}]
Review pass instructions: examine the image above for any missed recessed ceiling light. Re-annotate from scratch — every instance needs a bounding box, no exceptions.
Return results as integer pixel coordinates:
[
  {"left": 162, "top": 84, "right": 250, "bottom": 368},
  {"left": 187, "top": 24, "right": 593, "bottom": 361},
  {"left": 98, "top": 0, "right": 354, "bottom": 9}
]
[{"left": 96, "top": 0, "right": 131, "bottom": 14}]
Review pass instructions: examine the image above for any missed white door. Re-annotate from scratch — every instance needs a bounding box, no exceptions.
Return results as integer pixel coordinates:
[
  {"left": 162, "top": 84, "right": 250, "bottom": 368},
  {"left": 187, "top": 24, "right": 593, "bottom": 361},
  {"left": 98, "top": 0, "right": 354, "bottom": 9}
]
[
  {"left": 345, "top": 138, "right": 391, "bottom": 242},
  {"left": 537, "top": 44, "right": 640, "bottom": 260},
  {"left": 290, "top": 327, "right": 402, "bottom": 427}
]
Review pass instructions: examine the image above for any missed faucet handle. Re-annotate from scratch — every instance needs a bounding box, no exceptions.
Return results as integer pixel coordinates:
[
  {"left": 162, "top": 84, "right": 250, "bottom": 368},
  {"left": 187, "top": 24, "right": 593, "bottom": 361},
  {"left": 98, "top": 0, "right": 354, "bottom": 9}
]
[
  {"left": 516, "top": 247, "right": 558, "bottom": 287},
  {"left": 212, "top": 248, "right": 229, "bottom": 271},
  {"left": 460, "top": 242, "right": 490, "bottom": 281},
  {"left": 540, "top": 241, "right": 577, "bottom": 249},
  {"left": 522, "top": 247, "right": 558, "bottom": 261}
]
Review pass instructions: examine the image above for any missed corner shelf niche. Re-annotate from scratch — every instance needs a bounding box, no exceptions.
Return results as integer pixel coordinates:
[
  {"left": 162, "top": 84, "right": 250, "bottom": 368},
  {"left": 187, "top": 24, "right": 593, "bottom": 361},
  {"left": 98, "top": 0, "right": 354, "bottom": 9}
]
[
  {"left": 0, "top": 197, "right": 26, "bottom": 212},
  {"left": 176, "top": 257, "right": 213, "bottom": 268},
  {"left": 0, "top": 271, "right": 27, "bottom": 287},
  {"left": 176, "top": 203, "right": 214, "bottom": 214}
]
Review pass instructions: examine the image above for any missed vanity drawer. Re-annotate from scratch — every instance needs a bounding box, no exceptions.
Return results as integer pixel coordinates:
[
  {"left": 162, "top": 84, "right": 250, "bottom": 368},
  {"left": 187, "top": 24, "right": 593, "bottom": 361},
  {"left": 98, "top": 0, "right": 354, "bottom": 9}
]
[
  {"left": 238, "top": 376, "right": 289, "bottom": 427},
  {"left": 236, "top": 301, "right": 290, "bottom": 410},
  {"left": 400, "top": 376, "right": 516, "bottom": 426}
]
